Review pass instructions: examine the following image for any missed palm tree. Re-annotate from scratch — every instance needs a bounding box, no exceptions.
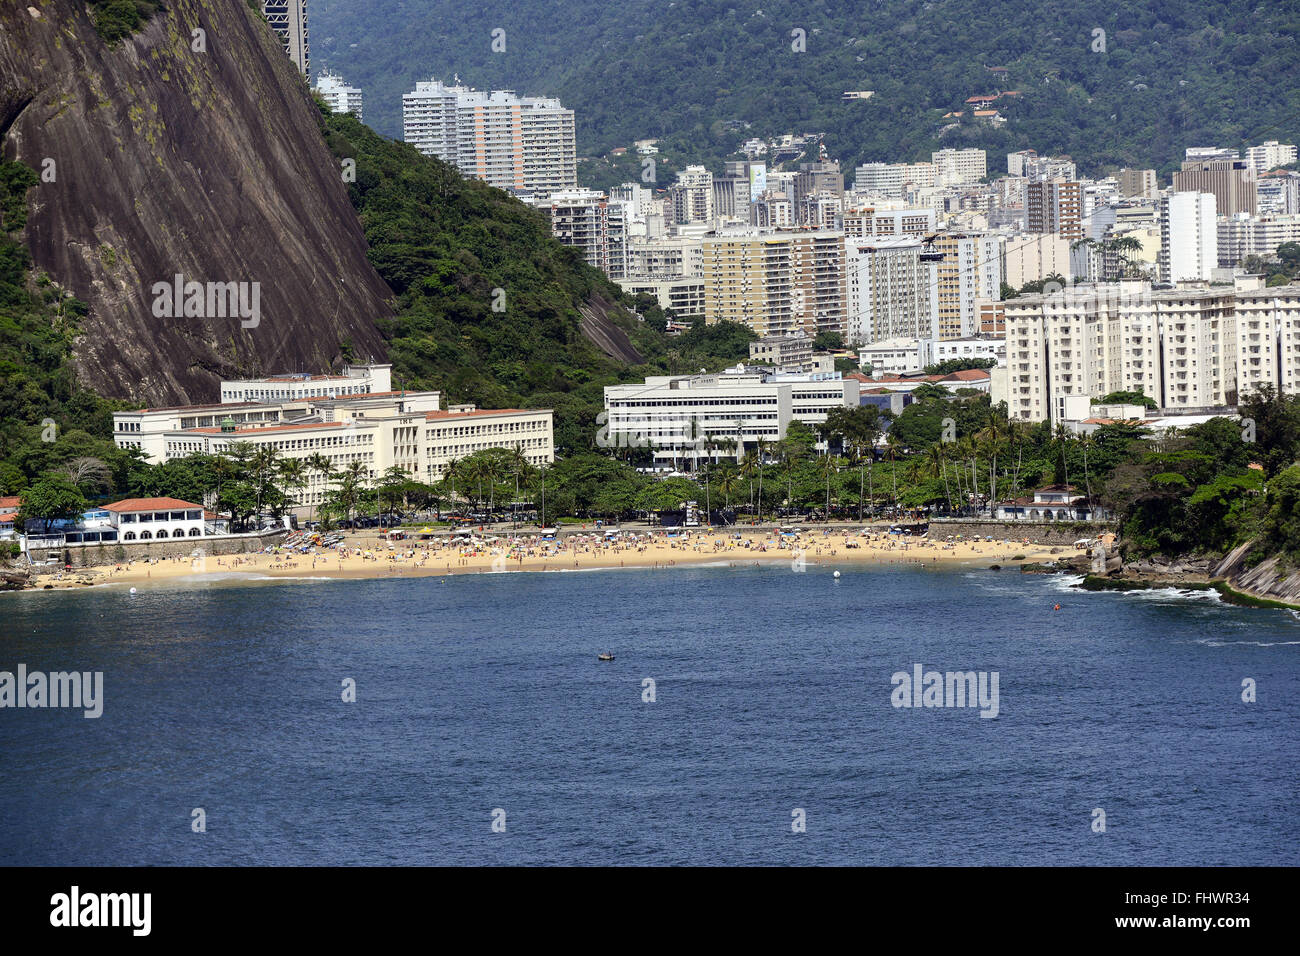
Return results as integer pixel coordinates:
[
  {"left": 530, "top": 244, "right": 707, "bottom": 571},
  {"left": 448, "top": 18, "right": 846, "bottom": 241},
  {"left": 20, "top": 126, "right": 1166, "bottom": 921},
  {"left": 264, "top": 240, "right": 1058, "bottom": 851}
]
[
  {"left": 251, "top": 445, "right": 281, "bottom": 522},
  {"left": 976, "top": 413, "right": 1005, "bottom": 507},
  {"left": 884, "top": 432, "right": 902, "bottom": 516},
  {"left": 334, "top": 460, "right": 368, "bottom": 523},
  {"left": 754, "top": 438, "right": 767, "bottom": 521},
  {"left": 739, "top": 450, "right": 758, "bottom": 516},
  {"left": 210, "top": 453, "right": 234, "bottom": 516},
  {"left": 715, "top": 465, "right": 739, "bottom": 511},
  {"left": 779, "top": 452, "right": 798, "bottom": 512},
  {"left": 1053, "top": 422, "right": 1073, "bottom": 488},
  {"left": 819, "top": 453, "right": 840, "bottom": 516},
  {"left": 1079, "top": 432, "right": 1094, "bottom": 504},
  {"left": 926, "top": 442, "right": 952, "bottom": 514},
  {"left": 507, "top": 443, "right": 530, "bottom": 528},
  {"left": 277, "top": 457, "right": 308, "bottom": 519},
  {"left": 442, "top": 457, "right": 463, "bottom": 513},
  {"left": 305, "top": 452, "right": 332, "bottom": 522}
]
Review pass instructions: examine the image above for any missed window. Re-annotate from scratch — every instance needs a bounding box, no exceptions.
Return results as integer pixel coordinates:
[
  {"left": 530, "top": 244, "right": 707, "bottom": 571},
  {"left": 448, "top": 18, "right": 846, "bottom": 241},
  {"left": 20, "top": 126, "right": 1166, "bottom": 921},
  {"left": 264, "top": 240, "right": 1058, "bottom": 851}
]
[{"left": 140, "top": 530, "right": 152, "bottom": 539}]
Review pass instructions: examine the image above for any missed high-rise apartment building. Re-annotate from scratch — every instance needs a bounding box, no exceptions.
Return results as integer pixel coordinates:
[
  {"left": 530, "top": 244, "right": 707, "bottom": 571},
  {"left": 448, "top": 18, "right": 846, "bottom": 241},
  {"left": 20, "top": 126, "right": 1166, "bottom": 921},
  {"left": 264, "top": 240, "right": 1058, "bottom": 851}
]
[
  {"left": 931, "top": 149, "right": 987, "bottom": 186},
  {"left": 1001, "top": 286, "right": 1245, "bottom": 421},
  {"left": 852, "top": 162, "right": 936, "bottom": 198},
  {"left": 313, "top": 70, "right": 362, "bottom": 121},
  {"left": 1159, "top": 191, "right": 1218, "bottom": 282},
  {"left": 844, "top": 238, "right": 936, "bottom": 345},
  {"left": 1245, "top": 141, "right": 1298, "bottom": 174},
  {"left": 1117, "top": 168, "right": 1158, "bottom": 199},
  {"left": 701, "top": 231, "right": 847, "bottom": 338},
  {"left": 547, "top": 190, "right": 612, "bottom": 275},
  {"left": 1173, "top": 157, "right": 1257, "bottom": 216},
  {"left": 262, "top": 1, "right": 308, "bottom": 76},
  {"left": 1257, "top": 171, "right": 1300, "bottom": 217},
  {"left": 401, "top": 80, "right": 576, "bottom": 195},
  {"left": 1217, "top": 214, "right": 1300, "bottom": 268},
  {"left": 842, "top": 206, "right": 937, "bottom": 238},
  {"left": 671, "top": 166, "right": 715, "bottom": 225},
  {"left": 1001, "top": 235, "right": 1073, "bottom": 288},
  {"left": 929, "top": 234, "right": 1002, "bottom": 340},
  {"left": 1025, "top": 179, "right": 1084, "bottom": 242}
]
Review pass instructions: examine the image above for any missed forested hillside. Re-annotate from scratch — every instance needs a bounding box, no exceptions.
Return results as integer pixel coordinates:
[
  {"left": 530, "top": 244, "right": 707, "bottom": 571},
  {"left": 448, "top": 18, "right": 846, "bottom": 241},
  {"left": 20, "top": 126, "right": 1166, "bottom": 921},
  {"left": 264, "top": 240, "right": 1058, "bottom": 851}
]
[{"left": 312, "top": 0, "right": 1299, "bottom": 179}]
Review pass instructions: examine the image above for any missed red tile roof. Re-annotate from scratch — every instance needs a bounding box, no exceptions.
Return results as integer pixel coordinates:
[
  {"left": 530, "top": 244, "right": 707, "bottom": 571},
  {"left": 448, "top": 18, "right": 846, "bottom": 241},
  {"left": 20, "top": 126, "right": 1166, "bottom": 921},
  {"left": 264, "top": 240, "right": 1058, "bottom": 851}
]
[
  {"left": 0, "top": 495, "right": 20, "bottom": 511},
  {"left": 104, "top": 497, "right": 203, "bottom": 513},
  {"left": 943, "top": 368, "right": 993, "bottom": 381}
]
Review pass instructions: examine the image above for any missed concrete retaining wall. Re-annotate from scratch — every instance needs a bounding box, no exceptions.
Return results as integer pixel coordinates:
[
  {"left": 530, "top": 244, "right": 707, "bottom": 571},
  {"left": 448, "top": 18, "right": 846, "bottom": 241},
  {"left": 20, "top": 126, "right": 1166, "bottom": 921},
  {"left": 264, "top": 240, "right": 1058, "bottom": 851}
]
[
  {"left": 26, "top": 531, "right": 288, "bottom": 574},
  {"left": 930, "top": 519, "right": 1115, "bottom": 546}
]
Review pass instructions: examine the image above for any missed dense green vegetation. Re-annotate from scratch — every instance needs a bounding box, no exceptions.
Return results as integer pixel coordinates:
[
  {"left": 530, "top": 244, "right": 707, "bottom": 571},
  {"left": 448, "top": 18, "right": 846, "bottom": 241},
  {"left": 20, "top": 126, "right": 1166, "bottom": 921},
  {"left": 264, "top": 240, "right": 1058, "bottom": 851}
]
[
  {"left": 89, "top": 0, "right": 161, "bottom": 43},
  {"left": 312, "top": 0, "right": 1300, "bottom": 180},
  {"left": 0, "top": 161, "right": 123, "bottom": 498}
]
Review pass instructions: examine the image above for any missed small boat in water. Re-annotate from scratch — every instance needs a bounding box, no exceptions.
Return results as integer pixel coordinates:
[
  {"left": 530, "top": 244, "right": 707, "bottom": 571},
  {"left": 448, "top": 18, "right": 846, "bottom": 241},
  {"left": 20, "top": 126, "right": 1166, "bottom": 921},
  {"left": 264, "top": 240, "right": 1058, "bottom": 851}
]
[{"left": 598, "top": 652, "right": 615, "bottom": 661}]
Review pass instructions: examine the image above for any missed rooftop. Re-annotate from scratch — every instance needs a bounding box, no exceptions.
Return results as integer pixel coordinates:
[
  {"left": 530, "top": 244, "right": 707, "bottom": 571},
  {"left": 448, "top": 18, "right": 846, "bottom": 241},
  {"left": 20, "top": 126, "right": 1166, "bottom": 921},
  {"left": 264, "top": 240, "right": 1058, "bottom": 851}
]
[{"left": 104, "top": 497, "right": 204, "bottom": 513}]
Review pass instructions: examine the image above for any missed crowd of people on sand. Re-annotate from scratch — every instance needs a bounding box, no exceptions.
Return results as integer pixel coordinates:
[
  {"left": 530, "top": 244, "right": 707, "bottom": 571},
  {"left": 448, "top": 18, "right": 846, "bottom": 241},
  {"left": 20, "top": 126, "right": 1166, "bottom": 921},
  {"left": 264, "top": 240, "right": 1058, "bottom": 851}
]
[
  {"left": 38, "top": 524, "right": 1049, "bottom": 589},
  {"left": 202, "top": 526, "right": 1041, "bottom": 576}
]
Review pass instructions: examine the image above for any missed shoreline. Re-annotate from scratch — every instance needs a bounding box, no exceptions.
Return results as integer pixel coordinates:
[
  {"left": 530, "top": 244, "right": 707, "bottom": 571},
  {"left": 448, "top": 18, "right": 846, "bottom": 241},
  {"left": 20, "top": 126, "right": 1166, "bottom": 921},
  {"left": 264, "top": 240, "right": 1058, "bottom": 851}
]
[{"left": 13, "top": 528, "right": 1067, "bottom": 593}]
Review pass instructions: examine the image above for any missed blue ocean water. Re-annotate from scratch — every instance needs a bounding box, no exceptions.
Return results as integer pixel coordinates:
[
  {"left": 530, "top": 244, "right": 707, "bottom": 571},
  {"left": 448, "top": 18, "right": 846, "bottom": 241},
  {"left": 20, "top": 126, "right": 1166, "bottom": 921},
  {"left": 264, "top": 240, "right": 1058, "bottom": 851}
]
[{"left": 1, "top": 564, "right": 1297, "bottom": 866}]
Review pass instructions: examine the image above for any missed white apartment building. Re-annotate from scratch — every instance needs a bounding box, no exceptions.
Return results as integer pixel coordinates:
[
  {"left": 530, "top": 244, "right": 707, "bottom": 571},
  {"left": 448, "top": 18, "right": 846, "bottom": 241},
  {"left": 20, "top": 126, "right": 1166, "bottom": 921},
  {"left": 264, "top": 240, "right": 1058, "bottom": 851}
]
[
  {"left": 671, "top": 166, "right": 715, "bottom": 225},
  {"left": 1246, "top": 141, "right": 1298, "bottom": 174},
  {"left": 858, "top": 337, "right": 932, "bottom": 376},
  {"left": 844, "top": 237, "right": 935, "bottom": 345},
  {"left": 1002, "top": 234, "right": 1073, "bottom": 288},
  {"left": 401, "top": 80, "right": 576, "bottom": 195},
  {"left": 853, "top": 162, "right": 937, "bottom": 198},
  {"left": 314, "top": 71, "right": 362, "bottom": 120},
  {"left": 931, "top": 149, "right": 987, "bottom": 186},
  {"left": 262, "top": 1, "right": 308, "bottom": 75},
  {"left": 842, "top": 206, "right": 937, "bottom": 237},
  {"left": 624, "top": 235, "right": 704, "bottom": 278},
  {"left": 931, "top": 336, "right": 1006, "bottom": 367},
  {"left": 996, "top": 284, "right": 1300, "bottom": 422},
  {"left": 1159, "top": 191, "right": 1217, "bottom": 282},
  {"left": 603, "top": 371, "right": 857, "bottom": 467},
  {"left": 1257, "top": 172, "right": 1300, "bottom": 217},
  {"left": 1217, "top": 214, "right": 1300, "bottom": 268},
  {"left": 616, "top": 277, "right": 707, "bottom": 317}
]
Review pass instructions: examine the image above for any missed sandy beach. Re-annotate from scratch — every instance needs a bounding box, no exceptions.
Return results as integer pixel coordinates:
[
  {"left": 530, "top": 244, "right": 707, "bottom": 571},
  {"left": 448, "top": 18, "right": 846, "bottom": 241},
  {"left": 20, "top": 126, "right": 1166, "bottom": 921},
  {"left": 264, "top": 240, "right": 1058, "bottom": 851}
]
[{"left": 28, "top": 526, "right": 1071, "bottom": 591}]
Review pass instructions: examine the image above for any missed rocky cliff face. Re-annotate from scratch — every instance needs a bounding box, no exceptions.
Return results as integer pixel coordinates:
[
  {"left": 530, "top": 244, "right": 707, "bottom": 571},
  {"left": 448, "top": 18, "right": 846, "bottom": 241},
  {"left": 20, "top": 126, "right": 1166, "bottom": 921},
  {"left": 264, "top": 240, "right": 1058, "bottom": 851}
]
[
  {"left": 1214, "top": 542, "right": 1300, "bottom": 606},
  {"left": 0, "top": 0, "right": 392, "bottom": 405}
]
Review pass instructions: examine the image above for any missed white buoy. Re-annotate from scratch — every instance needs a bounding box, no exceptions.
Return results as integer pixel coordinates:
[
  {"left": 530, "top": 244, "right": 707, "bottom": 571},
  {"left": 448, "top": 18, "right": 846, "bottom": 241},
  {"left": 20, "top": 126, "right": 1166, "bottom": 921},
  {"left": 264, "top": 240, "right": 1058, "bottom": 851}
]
[
  {"left": 833, "top": 570, "right": 841, "bottom": 578},
  {"left": 129, "top": 587, "right": 137, "bottom": 594}
]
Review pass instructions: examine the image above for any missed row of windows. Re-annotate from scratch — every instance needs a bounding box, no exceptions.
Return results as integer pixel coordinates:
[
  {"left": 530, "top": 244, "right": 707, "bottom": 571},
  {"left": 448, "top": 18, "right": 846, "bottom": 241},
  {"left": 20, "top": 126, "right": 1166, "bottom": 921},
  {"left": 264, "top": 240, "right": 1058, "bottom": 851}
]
[
  {"left": 121, "top": 511, "right": 201, "bottom": 523},
  {"left": 122, "top": 528, "right": 202, "bottom": 540}
]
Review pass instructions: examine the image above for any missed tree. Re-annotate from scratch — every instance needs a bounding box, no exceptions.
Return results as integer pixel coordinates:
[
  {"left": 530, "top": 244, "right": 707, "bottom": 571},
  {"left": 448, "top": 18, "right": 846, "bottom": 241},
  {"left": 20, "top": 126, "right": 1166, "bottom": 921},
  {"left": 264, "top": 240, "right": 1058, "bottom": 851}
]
[
  {"left": 304, "top": 453, "right": 332, "bottom": 521},
  {"left": 59, "top": 456, "right": 112, "bottom": 494},
  {"left": 18, "top": 476, "right": 87, "bottom": 532},
  {"left": 277, "top": 457, "right": 308, "bottom": 515}
]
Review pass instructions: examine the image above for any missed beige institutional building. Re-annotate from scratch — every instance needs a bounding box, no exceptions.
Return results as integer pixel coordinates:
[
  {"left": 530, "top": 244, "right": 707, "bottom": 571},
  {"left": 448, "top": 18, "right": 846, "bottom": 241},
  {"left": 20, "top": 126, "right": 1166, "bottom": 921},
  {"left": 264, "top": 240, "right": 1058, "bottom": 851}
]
[{"left": 114, "top": 365, "right": 554, "bottom": 511}]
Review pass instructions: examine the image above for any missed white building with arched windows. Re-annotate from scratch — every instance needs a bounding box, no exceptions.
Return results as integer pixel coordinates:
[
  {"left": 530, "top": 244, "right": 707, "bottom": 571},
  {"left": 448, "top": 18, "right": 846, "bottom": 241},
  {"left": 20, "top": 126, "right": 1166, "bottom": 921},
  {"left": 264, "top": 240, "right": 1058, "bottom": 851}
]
[{"left": 104, "top": 498, "right": 207, "bottom": 541}]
